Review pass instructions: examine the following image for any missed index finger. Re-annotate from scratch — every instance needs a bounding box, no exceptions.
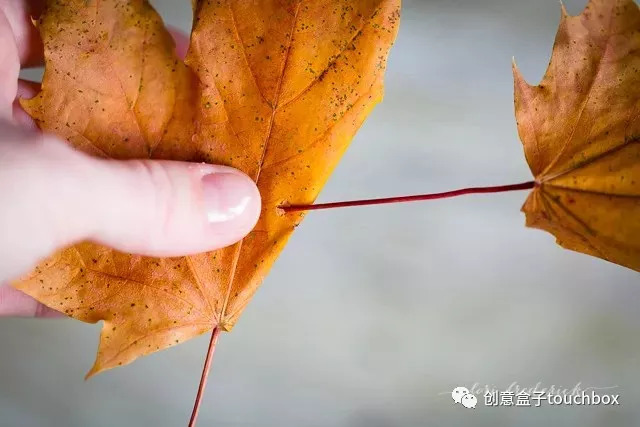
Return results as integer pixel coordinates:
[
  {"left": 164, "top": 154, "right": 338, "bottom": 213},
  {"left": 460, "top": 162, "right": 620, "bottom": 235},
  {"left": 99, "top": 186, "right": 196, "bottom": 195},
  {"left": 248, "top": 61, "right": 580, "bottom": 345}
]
[
  {"left": 0, "top": 0, "right": 45, "bottom": 67},
  {"left": 0, "top": 285, "right": 62, "bottom": 317}
]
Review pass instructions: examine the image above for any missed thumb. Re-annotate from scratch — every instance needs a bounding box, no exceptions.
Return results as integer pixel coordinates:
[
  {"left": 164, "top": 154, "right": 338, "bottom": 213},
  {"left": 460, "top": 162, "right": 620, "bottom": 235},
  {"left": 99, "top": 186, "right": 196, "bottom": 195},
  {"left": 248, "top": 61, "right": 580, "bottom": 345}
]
[{"left": 0, "top": 128, "right": 261, "bottom": 282}]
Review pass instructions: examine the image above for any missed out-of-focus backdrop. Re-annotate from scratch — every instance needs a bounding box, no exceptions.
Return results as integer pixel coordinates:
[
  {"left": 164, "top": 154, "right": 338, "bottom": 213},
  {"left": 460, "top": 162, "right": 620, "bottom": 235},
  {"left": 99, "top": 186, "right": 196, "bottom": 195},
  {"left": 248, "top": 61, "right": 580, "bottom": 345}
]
[{"left": 3, "top": 0, "right": 640, "bottom": 425}]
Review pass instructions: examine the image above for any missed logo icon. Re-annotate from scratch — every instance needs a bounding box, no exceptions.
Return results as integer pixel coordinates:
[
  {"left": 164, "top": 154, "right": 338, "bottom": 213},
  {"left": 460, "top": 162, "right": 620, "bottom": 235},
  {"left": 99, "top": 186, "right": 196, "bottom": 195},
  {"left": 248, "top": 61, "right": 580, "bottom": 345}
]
[
  {"left": 452, "top": 386, "right": 476, "bottom": 409},
  {"left": 462, "top": 393, "right": 478, "bottom": 409}
]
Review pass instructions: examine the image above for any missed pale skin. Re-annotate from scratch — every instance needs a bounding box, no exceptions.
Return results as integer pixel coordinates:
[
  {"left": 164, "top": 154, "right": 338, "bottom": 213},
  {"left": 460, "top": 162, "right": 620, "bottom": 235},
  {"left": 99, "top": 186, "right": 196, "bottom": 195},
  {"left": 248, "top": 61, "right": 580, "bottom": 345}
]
[{"left": 0, "top": 0, "right": 262, "bottom": 317}]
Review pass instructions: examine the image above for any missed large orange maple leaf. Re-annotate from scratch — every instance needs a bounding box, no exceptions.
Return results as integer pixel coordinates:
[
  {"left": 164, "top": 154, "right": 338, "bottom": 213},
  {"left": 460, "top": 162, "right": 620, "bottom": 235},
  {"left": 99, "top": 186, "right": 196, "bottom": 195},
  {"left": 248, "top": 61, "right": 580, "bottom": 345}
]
[{"left": 15, "top": 0, "right": 401, "bottom": 377}]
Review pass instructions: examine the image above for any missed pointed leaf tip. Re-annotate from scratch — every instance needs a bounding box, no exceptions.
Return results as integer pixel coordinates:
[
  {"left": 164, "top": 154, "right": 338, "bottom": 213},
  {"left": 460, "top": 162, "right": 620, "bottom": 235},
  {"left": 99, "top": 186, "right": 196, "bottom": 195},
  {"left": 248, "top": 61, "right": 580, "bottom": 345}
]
[{"left": 559, "top": 1, "right": 569, "bottom": 19}]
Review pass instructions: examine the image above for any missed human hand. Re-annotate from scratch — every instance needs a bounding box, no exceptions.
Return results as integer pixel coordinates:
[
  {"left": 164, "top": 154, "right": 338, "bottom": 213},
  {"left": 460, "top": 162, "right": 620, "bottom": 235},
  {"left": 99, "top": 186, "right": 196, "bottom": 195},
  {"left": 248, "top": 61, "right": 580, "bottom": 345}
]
[{"left": 0, "top": 1, "right": 261, "bottom": 316}]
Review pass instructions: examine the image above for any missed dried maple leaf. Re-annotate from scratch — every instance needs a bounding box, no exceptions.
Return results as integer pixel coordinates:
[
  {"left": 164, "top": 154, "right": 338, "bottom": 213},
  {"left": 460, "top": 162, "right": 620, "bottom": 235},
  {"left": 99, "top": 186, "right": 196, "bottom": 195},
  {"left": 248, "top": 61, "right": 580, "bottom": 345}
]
[
  {"left": 14, "top": 0, "right": 401, "bottom": 376},
  {"left": 514, "top": 0, "right": 640, "bottom": 272}
]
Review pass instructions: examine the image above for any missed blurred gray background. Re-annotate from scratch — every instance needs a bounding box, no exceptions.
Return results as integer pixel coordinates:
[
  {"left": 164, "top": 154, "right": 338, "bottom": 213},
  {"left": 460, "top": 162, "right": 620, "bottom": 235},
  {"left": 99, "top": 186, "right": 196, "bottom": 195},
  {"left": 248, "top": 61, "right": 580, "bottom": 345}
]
[{"left": 3, "top": 0, "right": 640, "bottom": 426}]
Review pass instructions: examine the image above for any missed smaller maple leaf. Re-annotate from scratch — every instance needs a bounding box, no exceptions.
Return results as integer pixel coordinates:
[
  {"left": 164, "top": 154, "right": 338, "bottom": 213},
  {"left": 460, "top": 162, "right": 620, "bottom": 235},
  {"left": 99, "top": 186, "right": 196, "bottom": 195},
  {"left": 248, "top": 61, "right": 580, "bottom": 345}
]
[{"left": 514, "top": 0, "right": 640, "bottom": 272}]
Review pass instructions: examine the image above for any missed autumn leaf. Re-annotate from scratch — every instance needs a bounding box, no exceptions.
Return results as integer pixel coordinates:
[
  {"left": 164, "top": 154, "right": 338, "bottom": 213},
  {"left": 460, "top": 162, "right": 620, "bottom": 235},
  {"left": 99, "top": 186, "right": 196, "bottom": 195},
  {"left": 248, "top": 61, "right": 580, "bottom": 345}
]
[
  {"left": 514, "top": 0, "right": 640, "bottom": 272},
  {"left": 15, "top": 0, "right": 401, "bottom": 376}
]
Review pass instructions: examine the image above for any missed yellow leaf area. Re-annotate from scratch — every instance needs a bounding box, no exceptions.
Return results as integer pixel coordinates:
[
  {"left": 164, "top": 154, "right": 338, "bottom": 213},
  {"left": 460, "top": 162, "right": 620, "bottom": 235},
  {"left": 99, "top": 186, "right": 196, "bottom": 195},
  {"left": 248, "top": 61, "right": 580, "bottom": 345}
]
[
  {"left": 15, "top": 0, "right": 401, "bottom": 376},
  {"left": 514, "top": 0, "right": 640, "bottom": 272}
]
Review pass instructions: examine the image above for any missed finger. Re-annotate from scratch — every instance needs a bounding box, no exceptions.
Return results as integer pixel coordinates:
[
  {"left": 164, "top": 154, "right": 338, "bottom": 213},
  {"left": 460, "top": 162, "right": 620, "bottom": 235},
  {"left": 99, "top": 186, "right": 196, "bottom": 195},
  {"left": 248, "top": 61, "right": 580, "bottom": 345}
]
[
  {"left": 0, "top": 6, "right": 19, "bottom": 119},
  {"left": 0, "top": 128, "right": 262, "bottom": 281},
  {"left": 12, "top": 79, "right": 39, "bottom": 129},
  {"left": 86, "top": 157, "right": 262, "bottom": 256},
  {"left": 0, "top": 285, "right": 63, "bottom": 317},
  {"left": 0, "top": 0, "right": 44, "bottom": 67}
]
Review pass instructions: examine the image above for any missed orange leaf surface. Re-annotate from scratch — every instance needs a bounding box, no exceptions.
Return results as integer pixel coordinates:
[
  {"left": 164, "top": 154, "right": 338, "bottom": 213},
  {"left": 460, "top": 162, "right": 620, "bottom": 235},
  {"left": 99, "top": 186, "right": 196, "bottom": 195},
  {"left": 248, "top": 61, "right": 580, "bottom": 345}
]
[
  {"left": 15, "top": 0, "right": 401, "bottom": 376},
  {"left": 514, "top": 0, "right": 640, "bottom": 272}
]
